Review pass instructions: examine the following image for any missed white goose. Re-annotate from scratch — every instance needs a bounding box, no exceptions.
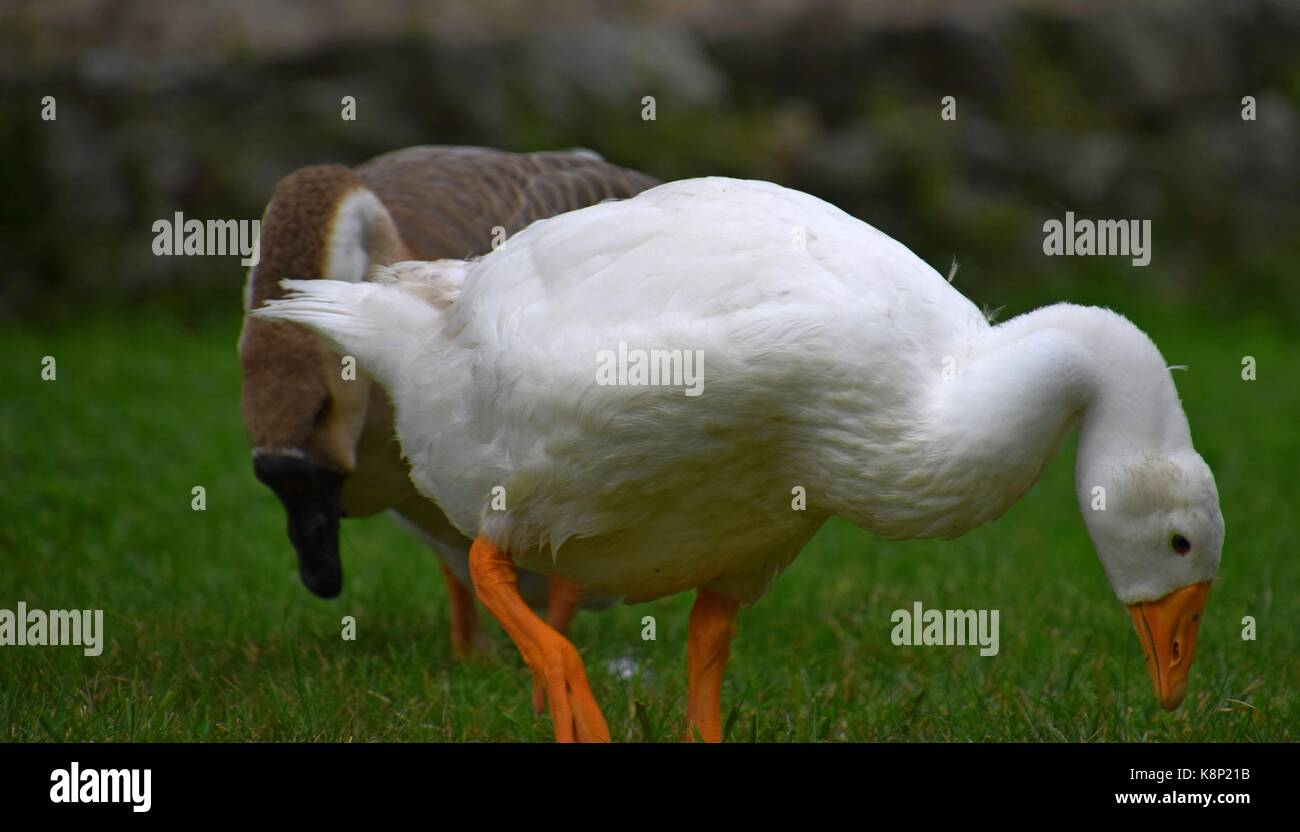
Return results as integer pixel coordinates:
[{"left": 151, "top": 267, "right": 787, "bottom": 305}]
[{"left": 255, "top": 177, "right": 1224, "bottom": 742}]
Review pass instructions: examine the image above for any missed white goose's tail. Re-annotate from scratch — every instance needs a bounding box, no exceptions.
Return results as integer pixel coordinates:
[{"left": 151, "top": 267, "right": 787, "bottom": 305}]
[{"left": 252, "top": 259, "right": 470, "bottom": 390}]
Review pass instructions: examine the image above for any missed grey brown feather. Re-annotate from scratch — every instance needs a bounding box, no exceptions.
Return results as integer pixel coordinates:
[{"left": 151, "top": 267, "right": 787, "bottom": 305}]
[
  {"left": 240, "top": 145, "right": 657, "bottom": 604},
  {"left": 356, "top": 146, "right": 659, "bottom": 260}
]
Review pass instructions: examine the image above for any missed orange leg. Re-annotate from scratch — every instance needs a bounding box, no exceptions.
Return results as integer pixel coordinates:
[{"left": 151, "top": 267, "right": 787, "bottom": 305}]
[
  {"left": 538, "top": 576, "right": 587, "bottom": 713},
  {"left": 686, "top": 589, "right": 739, "bottom": 743},
  {"left": 468, "top": 537, "right": 609, "bottom": 742},
  {"left": 439, "top": 564, "right": 488, "bottom": 657}
]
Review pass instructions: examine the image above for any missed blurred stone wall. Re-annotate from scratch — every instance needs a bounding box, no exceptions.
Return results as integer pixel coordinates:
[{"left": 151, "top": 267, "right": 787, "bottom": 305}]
[{"left": 2, "top": 0, "right": 1298, "bottom": 322}]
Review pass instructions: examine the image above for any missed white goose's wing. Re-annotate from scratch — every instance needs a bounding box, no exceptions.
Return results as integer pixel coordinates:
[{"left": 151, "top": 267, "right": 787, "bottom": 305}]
[{"left": 413, "top": 178, "right": 982, "bottom": 551}]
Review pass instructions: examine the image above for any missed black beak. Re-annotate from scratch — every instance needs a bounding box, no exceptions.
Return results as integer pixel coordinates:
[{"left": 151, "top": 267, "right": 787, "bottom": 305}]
[{"left": 253, "top": 455, "right": 346, "bottom": 598}]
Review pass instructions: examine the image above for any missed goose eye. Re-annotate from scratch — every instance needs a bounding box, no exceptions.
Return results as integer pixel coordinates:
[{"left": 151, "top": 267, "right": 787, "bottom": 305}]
[{"left": 1170, "top": 534, "right": 1191, "bottom": 555}]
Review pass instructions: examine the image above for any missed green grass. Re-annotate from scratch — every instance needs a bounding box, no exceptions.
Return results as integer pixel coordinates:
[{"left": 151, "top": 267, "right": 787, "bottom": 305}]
[{"left": 1, "top": 304, "right": 1297, "bottom": 742}]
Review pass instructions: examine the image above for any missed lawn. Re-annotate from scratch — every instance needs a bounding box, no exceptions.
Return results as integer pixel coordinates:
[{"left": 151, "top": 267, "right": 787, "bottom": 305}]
[{"left": 2, "top": 300, "right": 1297, "bottom": 742}]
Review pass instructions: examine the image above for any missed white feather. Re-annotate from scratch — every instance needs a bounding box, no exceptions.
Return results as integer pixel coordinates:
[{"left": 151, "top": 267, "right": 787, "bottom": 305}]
[{"left": 257, "top": 177, "right": 1223, "bottom": 607}]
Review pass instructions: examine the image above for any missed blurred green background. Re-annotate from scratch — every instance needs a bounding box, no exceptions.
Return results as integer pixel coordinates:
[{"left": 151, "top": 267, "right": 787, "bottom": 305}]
[{"left": 1, "top": 0, "right": 1297, "bottom": 740}]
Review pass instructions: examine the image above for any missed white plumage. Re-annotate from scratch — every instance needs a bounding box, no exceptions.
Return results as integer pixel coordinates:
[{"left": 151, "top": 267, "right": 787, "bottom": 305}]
[{"left": 256, "top": 177, "right": 1223, "bottom": 612}]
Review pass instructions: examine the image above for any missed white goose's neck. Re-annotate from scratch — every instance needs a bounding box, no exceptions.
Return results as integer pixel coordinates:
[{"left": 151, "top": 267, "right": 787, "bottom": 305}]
[{"left": 823, "top": 303, "right": 1191, "bottom": 538}]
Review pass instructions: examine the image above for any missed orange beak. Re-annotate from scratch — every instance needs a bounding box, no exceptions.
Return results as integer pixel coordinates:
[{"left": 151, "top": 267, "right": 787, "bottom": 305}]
[{"left": 1127, "top": 581, "right": 1212, "bottom": 711}]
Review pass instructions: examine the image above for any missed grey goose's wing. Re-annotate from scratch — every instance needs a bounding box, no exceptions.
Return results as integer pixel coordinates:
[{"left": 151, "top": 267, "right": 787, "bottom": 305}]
[{"left": 355, "top": 146, "right": 658, "bottom": 261}]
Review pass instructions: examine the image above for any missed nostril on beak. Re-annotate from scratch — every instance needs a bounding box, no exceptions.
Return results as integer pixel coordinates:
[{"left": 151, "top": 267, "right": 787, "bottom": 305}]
[{"left": 1171, "top": 639, "right": 1182, "bottom": 665}]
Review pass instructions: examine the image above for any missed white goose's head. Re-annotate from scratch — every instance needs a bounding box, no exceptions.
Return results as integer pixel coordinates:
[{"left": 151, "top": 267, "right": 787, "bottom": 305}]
[
  {"left": 935, "top": 303, "right": 1226, "bottom": 711},
  {"left": 1079, "top": 448, "right": 1223, "bottom": 709},
  {"left": 1063, "top": 308, "right": 1224, "bottom": 710}
]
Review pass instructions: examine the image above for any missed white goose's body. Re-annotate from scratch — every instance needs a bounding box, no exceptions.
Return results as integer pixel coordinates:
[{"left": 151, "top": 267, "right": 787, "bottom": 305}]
[
  {"left": 278, "top": 178, "right": 1075, "bottom": 600},
  {"left": 260, "top": 177, "right": 1223, "bottom": 734}
]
